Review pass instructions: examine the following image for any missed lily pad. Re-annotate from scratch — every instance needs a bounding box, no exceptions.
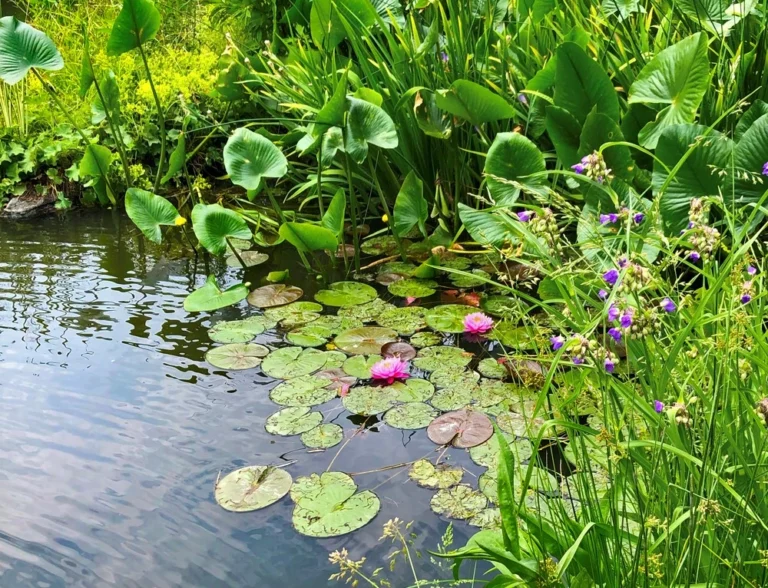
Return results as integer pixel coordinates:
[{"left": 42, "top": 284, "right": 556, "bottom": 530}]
[
  {"left": 430, "top": 387, "right": 474, "bottom": 411},
  {"left": 468, "top": 508, "right": 502, "bottom": 529},
  {"left": 184, "top": 275, "right": 249, "bottom": 312},
  {"left": 264, "top": 302, "right": 323, "bottom": 328},
  {"left": 300, "top": 424, "right": 344, "bottom": 449},
  {"left": 408, "top": 459, "right": 463, "bottom": 489},
  {"left": 440, "top": 257, "right": 472, "bottom": 271},
  {"left": 425, "top": 304, "right": 476, "bottom": 333},
  {"left": 430, "top": 485, "right": 487, "bottom": 520},
  {"left": 472, "top": 380, "right": 527, "bottom": 408},
  {"left": 427, "top": 409, "right": 493, "bottom": 448},
  {"left": 247, "top": 284, "right": 304, "bottom": 308},
  {"left": 381, "top": 341, "right": 417, "bottom": 361},
  {"left": 215, "top": 465, "right": 292, "bottom": 512},
  {"left": 430, "top": 368, "right": 480, "bottom": 389},
  {"left": 315, "top": 368, "right": 357, "bottom": 393},
  {"left": 342, "top": 355, "right": 381, "bottom": 379},
  {"left": 226, "top": 251, "right": 269, "bottom": 268},
  {"left": 291, "top": 472, "right": 380, "bottom": 538},
  {"left": 323, "top": 350, "right": 347, "bottom": 370},
  {"left": 338, "top": 298, "right": 396, "bottom": 322},
  {"left": 450, "top": 269, "right": 490, "bottom": 288},
  {"left": 383, "top": 402, "right": 438, "bottom": 429},
  {"left": 376, "top": 272, "right": 405, "bottom": 286},
  {"left": 206, "top": 343, "right": 269, "bottom": 370},
  {"left": 269, "top": 375, "right": 339, "bottom": 407},
  {"left": 379, "top": 261, "right": 416, "bottom": 276},
  {"left": 208, "top": 316, "right": 275, "bottom": 343},
  {"left": 227, "top": 237, "right": 253, "bottom": 250},
  {"left": 334, "top": 327, "right": 398, "bottom": 355},
  {"left": 342, "top": 385, "right": 399, "bottom": 416},
  {"left": 261, "top": 347, "right": 332, "bottom": 379},
  {"left": 390, "top": 378, "right": 434, "bottom": 402},
  {"left": 413, "top": 346, "right": 473, "bottom": 372},
  {"left": 314, "top": 281, "right": 377, "bottom": 307},
  {"left": 481, "top": 296, "right": 518, "bottom": 319},
  {"left": 375, "top": 306, "right": 427, "bottom": 335},
  {"left": 468, "top": 433, "right": 532, "bottom": 468},
  {"left": 388, "top": 278, "right": 437, "bottom": 298},
  {"left": 477, "top": 358, "right": 508, "bottom": 379},
  {"left": 488, "top": 322, "right": 537, "bottom": 350},
  {"left": 265, "top": 406, "right": 323, "bottom": 436},
  {"left": 361, "top": 235, "right": 399, "bottom": 255},
  {"left": 496, "top": 411, "right": 547, "bottom": 437},
  {"left": 410, "top": 331, "right": 443, "bottom": 348}
]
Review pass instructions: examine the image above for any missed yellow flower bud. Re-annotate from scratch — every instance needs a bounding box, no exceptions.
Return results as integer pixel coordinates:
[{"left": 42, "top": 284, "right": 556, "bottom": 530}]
[
  {"left": 381, "top": 214, "right": 388, "bottom": 223},
  {"left": 175, "top": 216, "right": 187, "bottom": 226}
]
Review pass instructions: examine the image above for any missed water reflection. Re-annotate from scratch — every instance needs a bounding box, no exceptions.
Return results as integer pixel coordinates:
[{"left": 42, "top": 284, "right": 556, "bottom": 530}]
[{"left": 0, "top": 211, "right": 469, "bottom": 587}]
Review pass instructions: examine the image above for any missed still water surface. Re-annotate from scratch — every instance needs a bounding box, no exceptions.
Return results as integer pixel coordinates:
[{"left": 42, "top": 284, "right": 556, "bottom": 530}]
[{"left": 0, "top": 211, "right": 472, "bottom": 587}]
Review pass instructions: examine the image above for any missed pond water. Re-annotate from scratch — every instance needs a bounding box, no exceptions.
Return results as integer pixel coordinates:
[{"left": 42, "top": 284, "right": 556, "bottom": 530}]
[{"left": 0, "top": 211, "right": 479, "bottom": 587}]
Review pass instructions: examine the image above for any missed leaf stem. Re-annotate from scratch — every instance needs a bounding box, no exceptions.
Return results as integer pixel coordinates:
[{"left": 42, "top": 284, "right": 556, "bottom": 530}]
[{"left": 135, "top": 40, "right": 166, "bottom": 194}]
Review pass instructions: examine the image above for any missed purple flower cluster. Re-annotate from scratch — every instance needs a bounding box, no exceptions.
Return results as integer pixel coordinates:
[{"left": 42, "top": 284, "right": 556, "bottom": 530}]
[
  {"left": 598, "top": 208, "right": 645, "bottom": 226},
  {"left": 571, "top": 151, "right": 613, "bottom": 183},
  {"left": 550, "top": 333, "right": 617, "bottom": 373},
  {"left": 683, "top": 198, "right": 720, "bottom": 262},
  {"left": 516, "top": 208, "right": 561, "bottom": 253}
]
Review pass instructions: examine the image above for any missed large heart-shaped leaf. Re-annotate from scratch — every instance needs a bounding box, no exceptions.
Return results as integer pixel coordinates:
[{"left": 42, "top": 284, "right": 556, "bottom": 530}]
[
  {"left": 344, "top": 97, "right": 398, "bottom": 163},
  {"left": 191, "top": 203, "right": 252, "bottom": 255},
  {"left": 183, "top": 275, "right": 249, "bottom": 312},
  {"left": 125, "top": 188, "right": 184, "bottom": 243},
  {"left": 545, "top": 105, "right": 582, "bottom": 168},
  {"left": 735, "top": 100, "right": 768, "bottom": 141},
  {"left": 554, "top": 43, "right": 619, "bottom": 125},
  {"left": 484, "top": 132, "right": 546, "bottom": 205},
  {"left": 321, "top": 188, "right": 346, "bottom": 239},
  {"left": 106, "top": 0, "right": 161, "bottom": 56},
  {"left": 224, "top": 128, "right": 288, "bottom": 190},
  {"left": 628, "top": 33, "right": 710, "bottom": 148},
  {"left": 279, "top": 222, "right": 338, "bottom": 252},
  {"left": 578, "top": 111, "right": 634, "bottom": 181},
  {"left": 435, "top": 80, "right": 517, "bottom": 126},
  {"left": 91, "top": 70, "right": 121, "bottom": 124},
  {"left": 458, "top": 204, "right": 515, "bottom": 247},
  {"left": 732, "top": 113, "right": 768, "bottom": 211},
  {"left": 0, "top": 17, "right": 63, "bottom": 85},
  {"left": 393, "top": 171, "right": 427, "bottom": 237}
]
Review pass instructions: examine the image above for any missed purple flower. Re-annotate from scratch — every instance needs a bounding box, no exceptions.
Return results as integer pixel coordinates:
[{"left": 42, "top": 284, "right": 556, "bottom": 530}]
[
  {"left": 654, "top": 400, "right": 665, "bottom": 413},
  {"left": 660, "top": 297, "right": 676, "bottom": 313},
  {"left": 741, "top": 293, "right": 752, "bottom": 304},
  {"left": 517, "top": 93, "right": 528, "bottom": 105},
  {"left": 516, "top": 210, "right": 534, "bottom": 222},
  {"left": 571, "top": 163, "right": 586, "bottom": 174},
  {"left": 633, "top": 212, "right": 645, "bottom": 224},
  {"left": 608, "top": 327, "right": 622, "bottom": 342},
  {"left": 618, "top": 256, "right": 629, "bottom": 269},
  {"left": 607, "top": 303, "right": 620, "bottom": 322},
  {"left": 689, "top": 251, "right": 701, "bottom": 262},
  {"left": 550, "top": 335, "right": 565, "bottom": 351},
  {"left": 441, "top": 52, "right": 449, "bottom": 63},
  {"left": 762, "top": 161, "right": 768, "bottom": 176},
  {"left": 572, "top": 357, "right": 584, "bottom": 365},
  {"left": 603, "top": 268, "right": 619, "bottom": 286},
  {"left": 688, "top": 221, "right": 695, "bottom": 229},
  {"left": 604, "top": 358, "right": 615, "bottom": 373},
  {"left": 600, "top": 213, "right": 618, "bottom": 225},
  {"left": 620, "top": 312, "right": 633, "bottom": 329},
  {"left": 748, "top": 265, "right": 758, "bottom": 276},
  {"left": 598, "top": 289, "right": 608, "bottom": 300}
]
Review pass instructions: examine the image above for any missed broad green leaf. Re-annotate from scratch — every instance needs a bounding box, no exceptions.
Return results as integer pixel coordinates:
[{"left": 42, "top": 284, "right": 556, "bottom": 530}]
[
  {"left": 353, "top": 87, "right": 383, "bottom": 107},
  {"left": 384, "top": 402, "right": 438, "bottom": 429},
  {"left": 215, "top": 465, "right": 292, "bottom": 512},
  {"left": 628, "top": 33, "right": 710, "bottom": 148},
  {"left": 315, "top": 281, "right": 377, "bottom": 307},
  {"left": 393, "top": 171, "right": 427, "bottom": 237},
  {"left": 545, "top": 105, "right": 582, "bottom": 168},
  {"left": 435, "top": 80, "right": 517, "bottom": 126},
  {"left": 310, "top": 0, "right": 347, "bottom": 49},
  {"left": 484, "top": 132, "right": 546, "bottom": 205},
  {"left": 91, "top": 70, "right": 121, "bottom": 124},
  {"left": 224, "top": 128, "right": 288, "bottom": 190},
  {"left": 266, "top": 406, "right": 323, "bottom": 436},
  {"left": 315, "top": 70, "right": 348, "bottom": 133},
  {"left": 206, "top": 343, "right": 269, "bottom": 370},
  {"left": 320, "top": 127, "right": 345, "bottom": 167},
  {"left": 262, "top": 347, "right": 331, "bottom": 379},
  {"left": 191, "top": 203, "right": 252, "bottom": 255},
  {"left": 161, "top": 132, "right": 186, "bottom": 183},
  {"left": 344, "top": 97, "right": 398, "bottom": 163},
  {"left": 79, "top": 28, "right": 95, "bottom": 98},
  {"left": 735, "top": 100, "right": 768, "bottom": 141},
  {"left": 214, "top": 50, "right": 256, "bottom": 101},
  {"left": 0, "top": 17, "right": 63, "bottom": 85},
  {"left": 527, "top": 26, "right": 589, "bottom": 93},
  {"left": 343, "top": 385, "right": 400, "bottom": 415},
  {"left": 125, "top": 188, "right": 183, "bottom": 243},
  {"left": 107, "top": 0, "right": 161, "bottom": 56},
  {"left": 79, "top": 144, "right": 113, "bottom": 179},
  {"left": 387, "top": 278, "right": 437, "bottom": 298},
  {"left": 300, "top": 423, "right": 343, "bottom": 448},
  {"left": 279, "top": 222, "right": 338, "bottom": 252},
  {"left": 554, "top": 43, "right": 619, "bottom": 125},
  {"left": 321, "top": 188, "right": 346, "bottom": 239},
  {"left": 652, "top": 124, "right": 733, "bottom": 234},
  {"left": 183, "top": 274, "right": 249, "bottom": 312},
  {"left": 414, "top": 90, "right": 451, "bottom": 139},
  {"left": 602, "top": 0, "right": 640, "bottom": 18},
  {"left": 732, "top": 113, "right": 768, "bottom": 210},
  {"left": 458, "top": 203, "right": 515, "bottom": 247},
  {"left": 496, "top": 430, "right": 521, "bottom": 557},
  {"left": 578, "top": 111, "right": 634, "bottom": 180}
]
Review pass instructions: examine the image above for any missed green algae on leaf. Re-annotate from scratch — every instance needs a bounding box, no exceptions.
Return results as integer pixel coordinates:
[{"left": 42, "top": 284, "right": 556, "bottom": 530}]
[
  {"left": 410, "top": 331, "right": 443, "bottom": 348},
  {"left": 247, "top": 284, "right": 304, "bottom": 308},
  {"left": 264, "top": 301, "right": 323, "bottom": 328},
  {"left": 215, "top": 465, "right": 292, "bottom": 512},
  {"left": 488, "top": 322, "right": 537, "bottom": 349},
  {"left": 383, "top": 402, "right": 438, "bottom": 429},
  {"left": 342, "top": 385, "right": 399, "bottom": 416},
  {"left": 468, "top": 432, "right": 532, "bottom": 468},
  {"left": 408, "top": 459, "right": 463, "bottom": 489},
  {"left": 334, "top": 326, "right": 398, "bottom": 355},
  {"left": 342, "top": 355, "right": 380, "bottom": 379},
  {"left": 375, "top": 306, "right": 427, "bottom": 335},
  {"left": 496, "top": 410, "right": 547, "bottom": 437},
  {"left": 361, "top": 235, "right": 399, "bottom": 255},
  {"left": 413, "top": 345, "right": 473, "bottom": 372},
  {"left": 387, "top": 278, "right": 438, "bottom": 298},
  {"left": 226, "top": 250, "right": 269, "bottom": 268},
  {"left": 468, "top": 507, "right": 501, "bottom": 529},
  {"left": 269, "top": 375, "right": 339, "bottom": 407},
  {"left": 449, "top": 268, "right": 491, "bottom": 288},
  {"left": 261, "top": 347, "right": 331, "bottom": 379},
  {"left": 391, "top": 378, "right": 434, "bottom": 402},
  {"left": 425, "top": 304, "right": 475, "bottom": 333},
  {"left": 472, "top": 380, "right": 526, "bottom": 408},
  {"left": 477, "top": 358, "right": 508, "bottom": 379},
  {"left": 291, "top": 472, "right": 380, "bottom": 538},
  {"left": 427, "top": 409, "right": 493, "bottom": 448},
  {"left": 205, "top": 343, "right": 269, "bottom": 370},
  {"left": 429, "top": 368, "right": 480, "bottom": 389},
  {"left": 265, "top": 406, "right": 323, "bottom": 436},
  {"left": 429, "top": 386, "right": 475, "bottom": 411},
  {"left": 208, "top": 316, "right": 275, "bottom": 343},
  {"left": 300, "top": 424, "right": 344, "bottom": 449},
  {"left": 379, "top": 261, "right": 416, "bottom": 276},
  {"left": 481, "top": 295, "right": 518, "bottom": 319},
  {"left": 338, "top": 298, "right": 396, "bottom": 322},
  {"left": 430, "top": 484, "right": 487, "bottom": 520},
  {"left": 314, "top": 281, "right": 377, "bottom": 307},
  {"left": 286, "top": 323, "right": 334, "bottom": 347}
]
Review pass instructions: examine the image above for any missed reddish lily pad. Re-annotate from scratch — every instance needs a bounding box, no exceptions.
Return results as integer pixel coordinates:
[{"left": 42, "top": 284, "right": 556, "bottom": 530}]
[
  {"left": 334, "top": 327, "right": 398, "bottom": 355},
  {"left": 381, "top": 341, "right": 417, "bottom": 361},
  {"left": 427, "top": 409, "right": 493, "bottom": 448},
  {"left": 247, "top": 284, "right": 304, "bottom": 308}
]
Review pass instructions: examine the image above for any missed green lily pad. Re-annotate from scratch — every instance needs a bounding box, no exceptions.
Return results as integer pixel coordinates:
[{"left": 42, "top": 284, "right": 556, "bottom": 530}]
[
  {"left": 227, "top": 237, "right": 253, "bottom": 250},
  {"left": 379, "top": 261, "right": 416, "bottom": 276},
  {"left": 430, "top": 368, "right": 480, "bottom": 389},
  {"left": 376, "top": 273, "right": 405, "bottom": 286},
  {"left": 286, "top": 324, "right": 334, "bottom": 347},
  {"left": 208, "top": 316, "right": 275, "bottom": 343},
  {"left": 342, "top": 385, "right": 399, "bottom": 416},
  {"left": 314, "top": 281, "right": 378, "bottom": 307},
  {"left": 468, "top": 508, "right": 502, "bottom": 529},
  {"left": 269, "top": 375, "right": 339, "bottom": 406},
  {"left": 226, "top": 250, "right": 269, "bottom": 268},
  {"left": 383, "top": 402, "right": 438, "bottom": 429},
  {"left": 440, "top": 257, "right": 472, "bottom": 271},
  {"left": 496, "top": 411, "right": 547, "bottom": 437},
  {"left": 390, "top": 378, "right": 434, "bottom": 402},
  {"left": 472, "top": 252, "right": 502, "bottom": 266},
  {"left": 334, "top": 327, "right": 398, "bottom": 355},
  {"left": 265, "top": 406, "right": 323, "bottom": 436},
  {"left": 261, "top": 347, "right": 332, "bottom": 379},
  {"left": 338, "top": 298, "right": 396, "bottom": 322},
  {"left": 323, "top": 350, "right": 347, "bottom": 370},
  {"left": 488, "top": 322, "right": 537, "bottom": 350},
  {"left": 413, "top": 346, "right": 473, "bottom": 372},
  {"left": 425, "top": 304, "right": 475, "bottom": 333},
  {"left": 291, "top": 472, "right": 380, "bottom": 538},
  {"left": 264, "top": 301, "right": 323, "bottom": 328},
  {"left": 410, "top": 331, "right": 443, "bottom": 348},
  {"left": 450, "top": 269, "right": 490, "bottom": 288},
  {"left": 247, "top": 284, "right": 304, "bottom": 308},
  {"left": 206, "top": 343, "right": 269, "bottom": 370},
  {"left": 381, "top": 341, "right": 417, "bottom": 360},
  {"left": 311, "top": 315, "right": 364, "bottom": 333},
  {"left": 468, "top": 433, "right": 532, "bottom": 468},
  {"left": 408, "top": 459, "right": 463, "bottom": 489},
  {"left": 481, "top": 296, "right": 518, "bottom": 319},
  {"left": 430, "top": 387, "right": 474, "bottom": 411},
  {"left": 375, "top": 306, "right": 427, "bottom": 335},
  {"left": 472, "top": 381, "right": 527, "bottom": 408},
  {"left": 300, "top": 424, "right": 344, "bottom": 449},
  {"left": 430, "top": 485, "right": 487, "bottom": 520},
  {"left": 388, "top": 278, "right": 437, "bottom": 298},
  {"left": 427, "top": 409, "right": 493, "bottom": 448},
  {"left": 361, "top": 235, "right": 399, "bottom": 255},
  {"left": 214, "top": 465, "right": 292, "bottom": 512},
  {"left": 477, "top": 358, "right": 508, "bottom": 379},
  {"left": 342, "top": 355, "right": 380, "bottom": 379},
  {"left": 481, "top": 466, "right": 556, "bottom": 503},
  {"left": 184, "top": 275, "right": 249, "bottom": 312}
]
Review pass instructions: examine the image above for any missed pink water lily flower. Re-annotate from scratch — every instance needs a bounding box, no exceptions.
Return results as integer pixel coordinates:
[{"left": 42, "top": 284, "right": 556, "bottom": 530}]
[
  {"left": 463, "top": 312, "right": 494, "bottom": 335},
  {"left": 370, "top": 357, "right": 410, "bottom": 384}
]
